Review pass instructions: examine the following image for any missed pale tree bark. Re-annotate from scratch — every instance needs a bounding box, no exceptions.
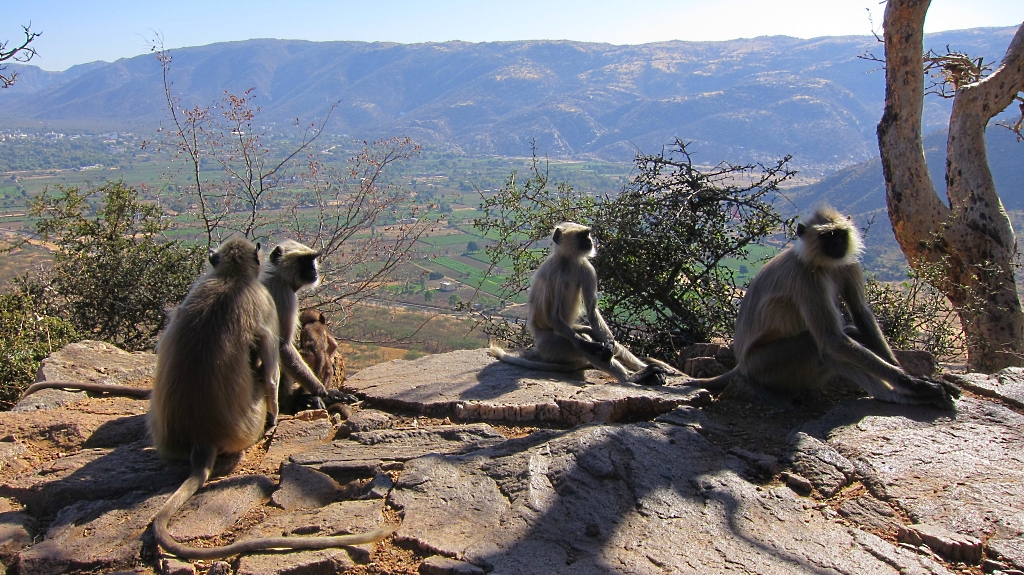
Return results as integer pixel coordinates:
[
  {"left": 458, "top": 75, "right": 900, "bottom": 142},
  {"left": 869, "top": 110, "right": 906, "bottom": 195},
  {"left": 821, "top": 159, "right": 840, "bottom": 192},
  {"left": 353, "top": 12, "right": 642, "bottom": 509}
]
[{"left": 877, "top": 0, "right": 1024, "bottom": 372}]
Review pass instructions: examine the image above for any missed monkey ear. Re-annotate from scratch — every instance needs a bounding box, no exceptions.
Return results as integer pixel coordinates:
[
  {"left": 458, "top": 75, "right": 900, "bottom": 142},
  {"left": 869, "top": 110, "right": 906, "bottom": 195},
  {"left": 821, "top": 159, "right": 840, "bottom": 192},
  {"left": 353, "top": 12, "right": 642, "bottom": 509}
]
[
  {"left": 253, "top": 244, "right": 261, "bottom": 264},
  {"left": 270, "top": 246, "right": 283, "bottom": 264},
  {"left": 319, "top": 312, "right": 327, "bottom": 324},
  {"left": 552, "top": 228, "right": 562, "bottom": 244},
  {"left": 796, "top": 223, "right": 807, "bottom": 237}
]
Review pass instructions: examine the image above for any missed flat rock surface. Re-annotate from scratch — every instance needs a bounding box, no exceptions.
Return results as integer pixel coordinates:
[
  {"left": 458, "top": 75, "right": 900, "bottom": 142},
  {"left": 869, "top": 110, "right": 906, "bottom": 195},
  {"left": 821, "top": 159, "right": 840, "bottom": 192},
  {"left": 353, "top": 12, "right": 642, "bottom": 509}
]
[
  {"left": 0, "top": 440, "right": 189, "bottom": 517},
  {"left": 344, "top": 348, "right": 710, "bottom": 425},
  {"left": 235, "top": 500, "right": 384, "bottom": 575},
  {"left": 17, "top": 489, "right": 163, "bottom": 575},
  {"left": 947, "top": 367, "right": 1024, "bottom": 408},
  {"left": 290, "top": 423, "right": 506, "bottom": 477},
  {"left": 168, "top": 475, "right": 274, "bottom": 539},
  {"left": 14, "top": 340, "right": 156, "bottom": 413},
  {"left": 814, "top": 397, "right": 1024, "bottom": 569},
  {"left": 389, "top": 421, "right": 952, "bottom": 574},
  {"left": 3, "top": 343, "right": 1024, "bottom": 574}
]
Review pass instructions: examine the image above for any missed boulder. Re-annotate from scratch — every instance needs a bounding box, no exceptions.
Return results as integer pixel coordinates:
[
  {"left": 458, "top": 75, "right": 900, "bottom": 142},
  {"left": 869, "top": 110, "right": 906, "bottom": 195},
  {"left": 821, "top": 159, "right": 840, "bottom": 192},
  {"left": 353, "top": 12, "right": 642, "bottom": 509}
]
[
  {"left": 344, "top": 348, "right": 710, "bottom": 425},
  {"left": 14, "top": 341, "right": 155, "bottom": 413}
]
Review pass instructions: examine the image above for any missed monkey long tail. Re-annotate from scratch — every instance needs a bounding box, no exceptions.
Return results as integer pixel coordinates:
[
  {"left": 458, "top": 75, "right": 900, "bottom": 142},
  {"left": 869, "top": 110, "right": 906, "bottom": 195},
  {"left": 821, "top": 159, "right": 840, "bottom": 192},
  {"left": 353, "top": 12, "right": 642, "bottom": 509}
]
[
  {"left": 21, "top": 381, "right": 152, "bottom": 400},
  {"left": 487, "top": 345, "right": 584, "bottom": 372},
  {"left": 153, "top": 443, "right": 394, "bottom": 560},
  {"left": 686, "top": 367, "right": 739, "bottom": 392}
]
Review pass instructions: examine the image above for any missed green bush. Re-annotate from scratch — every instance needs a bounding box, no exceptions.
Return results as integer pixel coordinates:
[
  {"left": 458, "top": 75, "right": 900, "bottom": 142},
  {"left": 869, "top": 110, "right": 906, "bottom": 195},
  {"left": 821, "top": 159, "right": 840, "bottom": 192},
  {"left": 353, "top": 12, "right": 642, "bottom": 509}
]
[
  {"left": 29, "top": 181, "right": 204, "bottom": 351},
  {"left": 474, "top": 141, "right": 794, "bottom": 360},
  {"left": 0, "top": 283, "right": 78, "bottom": 409},
  {"left": 865, "top": 265, "right": 968, "bottom": 360}
]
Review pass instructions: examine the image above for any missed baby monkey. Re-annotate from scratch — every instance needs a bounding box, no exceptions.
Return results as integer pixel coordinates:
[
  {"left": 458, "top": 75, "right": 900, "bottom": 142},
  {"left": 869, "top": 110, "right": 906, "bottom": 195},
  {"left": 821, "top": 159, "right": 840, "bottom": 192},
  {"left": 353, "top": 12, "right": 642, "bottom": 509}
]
[
  {"left": 298, "top": 308, "right": 343, "bottom": 389},
  {"left": 490, "top": 222, "right": 676, "bottom": 385}
]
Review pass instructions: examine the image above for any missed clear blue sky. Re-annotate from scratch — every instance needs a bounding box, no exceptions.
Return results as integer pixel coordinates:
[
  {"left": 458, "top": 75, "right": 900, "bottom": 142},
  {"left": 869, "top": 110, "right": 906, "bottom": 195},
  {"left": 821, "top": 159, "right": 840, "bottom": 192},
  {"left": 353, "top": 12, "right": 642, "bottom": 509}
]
[{"left": 5, "top": 0, "right": 1023, "bottom": 71}]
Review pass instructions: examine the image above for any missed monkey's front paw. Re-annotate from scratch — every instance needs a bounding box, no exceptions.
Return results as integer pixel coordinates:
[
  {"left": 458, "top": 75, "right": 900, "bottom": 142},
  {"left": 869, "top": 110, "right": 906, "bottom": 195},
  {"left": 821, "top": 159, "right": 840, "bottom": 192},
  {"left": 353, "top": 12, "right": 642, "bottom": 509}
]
[
  {"left": 902, "top": 374, "right": 958, "bottom": 410},
  {"left": 323, "top": 389, "right": 359, "bottom": 405},
  {"left": 294, "top": 393, "right": 327, "bottom": 412},
  {"left": 581, "top": 339, "right": 615, "bottom": 362},
  {"left": 634, "top": 365, "right": 668, "bottom": 386}
]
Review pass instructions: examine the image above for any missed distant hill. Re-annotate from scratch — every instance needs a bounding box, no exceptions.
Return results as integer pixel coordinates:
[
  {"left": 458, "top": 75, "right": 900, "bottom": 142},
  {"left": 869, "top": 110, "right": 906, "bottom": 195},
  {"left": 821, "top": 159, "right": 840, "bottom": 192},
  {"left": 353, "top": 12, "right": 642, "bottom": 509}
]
[
  {"left": 0, "top": 28, "right": 1018, "bottom": 172},
  {"left": 787, "top": 127, "right": 1023, "bottom": 214}
]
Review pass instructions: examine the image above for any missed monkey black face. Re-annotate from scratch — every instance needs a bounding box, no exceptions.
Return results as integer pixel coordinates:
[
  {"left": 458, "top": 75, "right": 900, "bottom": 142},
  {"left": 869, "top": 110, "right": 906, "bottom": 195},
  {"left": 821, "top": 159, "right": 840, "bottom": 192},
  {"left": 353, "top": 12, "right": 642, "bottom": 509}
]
[
  {"left": 553, "top": 225, "right": 593, "bottom": 253},
  {"left": 577, "top": 231, "right": 593, "bottom": 252},
  {"left": 298, "top": 254, "right": 319, "bottom": 284},
  {"left": 817, "top": 229, "right": 849, "bottom": 260}
]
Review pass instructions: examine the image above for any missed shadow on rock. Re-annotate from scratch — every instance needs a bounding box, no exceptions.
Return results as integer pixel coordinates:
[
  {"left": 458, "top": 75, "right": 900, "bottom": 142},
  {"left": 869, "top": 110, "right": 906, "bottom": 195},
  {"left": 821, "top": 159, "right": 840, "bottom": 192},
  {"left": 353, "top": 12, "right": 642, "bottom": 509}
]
[{"left": 388, "top": 410, "right": 953, "bottom": 575}]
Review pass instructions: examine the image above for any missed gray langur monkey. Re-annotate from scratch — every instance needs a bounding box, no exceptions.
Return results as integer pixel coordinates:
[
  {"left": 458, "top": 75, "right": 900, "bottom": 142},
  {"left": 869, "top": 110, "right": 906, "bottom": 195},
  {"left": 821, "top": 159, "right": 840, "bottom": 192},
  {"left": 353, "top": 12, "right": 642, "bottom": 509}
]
[
  {"left": 489, "top": 222, "right": 677, "bottom": 385},
  {"left": 692, "top": 207, "right": 958, "bottom": 409},
  {"left": 24, "top": 241, "right": 347, "bottom": 415},
  {"left": 149, "top": 236, "right": 391, "bottom": 559},
  {"left": 298, "top": 308, "right": 343, "bottom": 389},
  {"left": 260, "top": 240, "right": 350, "bottom": 413}
]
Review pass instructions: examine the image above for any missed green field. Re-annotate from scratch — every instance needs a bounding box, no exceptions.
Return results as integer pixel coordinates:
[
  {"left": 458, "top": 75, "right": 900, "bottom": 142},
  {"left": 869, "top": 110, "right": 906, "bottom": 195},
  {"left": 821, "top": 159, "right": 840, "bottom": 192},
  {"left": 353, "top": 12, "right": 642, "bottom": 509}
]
[{"left": 432, "top": 256, "right": 507, "bottom": 298}]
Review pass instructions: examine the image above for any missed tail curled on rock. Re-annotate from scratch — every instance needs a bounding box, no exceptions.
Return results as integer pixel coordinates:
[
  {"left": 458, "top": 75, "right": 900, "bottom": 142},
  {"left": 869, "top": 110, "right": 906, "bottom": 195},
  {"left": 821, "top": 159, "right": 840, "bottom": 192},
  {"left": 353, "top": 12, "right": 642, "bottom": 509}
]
[
  {"left": 153, "top": 443, "right": 395, "bottom": 560},
  {"left": 488, "top": 345, "right": 582, "bottom": 372}
]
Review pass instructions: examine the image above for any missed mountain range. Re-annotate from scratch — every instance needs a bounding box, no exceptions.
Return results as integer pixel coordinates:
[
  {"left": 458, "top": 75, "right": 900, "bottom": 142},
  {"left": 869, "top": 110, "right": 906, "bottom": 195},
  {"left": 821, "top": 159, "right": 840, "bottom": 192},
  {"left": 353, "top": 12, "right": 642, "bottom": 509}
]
[{"left": 1, "top": 27, "right": 1019, "bottom": 173}]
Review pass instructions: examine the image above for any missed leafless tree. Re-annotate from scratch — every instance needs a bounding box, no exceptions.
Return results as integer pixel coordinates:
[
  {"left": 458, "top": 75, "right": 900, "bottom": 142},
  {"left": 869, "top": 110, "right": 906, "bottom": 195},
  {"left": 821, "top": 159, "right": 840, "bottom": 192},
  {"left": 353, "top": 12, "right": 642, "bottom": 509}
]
[
  {"left": 0, "top": 23, "right": 40, "bottom": 88},
  {"left": 150, "top": 44, "right": 438, "bottom": 324},
  {"left": 877, "top": 0, "right": 1024, "bottom": 371}
]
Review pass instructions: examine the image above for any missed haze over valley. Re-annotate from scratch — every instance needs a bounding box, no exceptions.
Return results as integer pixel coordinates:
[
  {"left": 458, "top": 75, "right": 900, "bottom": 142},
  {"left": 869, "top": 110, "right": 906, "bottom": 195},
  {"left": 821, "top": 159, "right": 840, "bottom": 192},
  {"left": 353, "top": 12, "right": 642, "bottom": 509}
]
[{"left": 1, "top": 27, "right": 1019, "bottom": 173}]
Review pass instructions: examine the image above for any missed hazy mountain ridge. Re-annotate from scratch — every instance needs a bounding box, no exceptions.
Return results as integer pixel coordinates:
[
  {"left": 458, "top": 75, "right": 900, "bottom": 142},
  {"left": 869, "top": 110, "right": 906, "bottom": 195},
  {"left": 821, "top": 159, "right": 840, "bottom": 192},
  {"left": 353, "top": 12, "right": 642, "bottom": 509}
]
[
  {"left": 787, "top": 128, "right": 1023, "bottom": 213},
  {"left": 0, "top": 28, "right": 1017, "bottom": 171}
]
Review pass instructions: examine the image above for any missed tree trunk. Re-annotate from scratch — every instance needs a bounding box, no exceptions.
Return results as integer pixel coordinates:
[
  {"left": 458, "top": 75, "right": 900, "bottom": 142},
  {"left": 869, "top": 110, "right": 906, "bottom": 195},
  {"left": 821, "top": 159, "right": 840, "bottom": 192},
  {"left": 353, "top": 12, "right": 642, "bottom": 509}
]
[{"left": 877, "top": 0, "right": 1024, "bottom": 371}]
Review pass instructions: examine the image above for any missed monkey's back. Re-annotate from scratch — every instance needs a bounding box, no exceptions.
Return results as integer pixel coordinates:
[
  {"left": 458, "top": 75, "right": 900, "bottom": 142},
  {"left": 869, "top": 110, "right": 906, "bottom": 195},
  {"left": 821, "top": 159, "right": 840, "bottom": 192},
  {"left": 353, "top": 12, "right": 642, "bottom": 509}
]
[
  {"left": 733, "top": 248, "right": 840, "bottom": 362},
  {"left": 527, "top": 255, "right": 588, "bottom": 334},
  {"left": 150, "top": 273, "right": 277, "bottom": 460}
]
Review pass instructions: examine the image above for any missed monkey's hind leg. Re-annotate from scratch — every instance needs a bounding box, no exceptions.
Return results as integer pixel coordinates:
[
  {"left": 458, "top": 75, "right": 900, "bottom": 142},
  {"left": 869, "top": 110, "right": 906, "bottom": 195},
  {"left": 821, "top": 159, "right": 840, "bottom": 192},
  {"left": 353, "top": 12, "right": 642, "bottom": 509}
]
[
  {"left": 743, "top": 332, "right": 833, "bottom": 393},
  {"left": 829, "top": 362, "right": 956, "bottom": 409},
  {"left": 611, "top": 343, "right": 681, "bottom": 385}
]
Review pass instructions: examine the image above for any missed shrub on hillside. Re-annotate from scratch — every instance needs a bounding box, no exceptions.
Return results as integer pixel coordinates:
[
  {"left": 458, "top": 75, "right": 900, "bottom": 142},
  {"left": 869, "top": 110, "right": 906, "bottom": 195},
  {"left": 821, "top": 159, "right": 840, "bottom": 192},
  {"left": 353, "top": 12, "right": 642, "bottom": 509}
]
[
  {"left": 0, "top": 278, "right": 77, "bottom": 408},
  {"left": 865, "top": 262, "right": 969, "bottom": 360},
  {"left": 474, "top": 141, "right": 795, "bottom": 361},
  {"left": 29, "top": 181, "right": 204, "bottom": 351}
]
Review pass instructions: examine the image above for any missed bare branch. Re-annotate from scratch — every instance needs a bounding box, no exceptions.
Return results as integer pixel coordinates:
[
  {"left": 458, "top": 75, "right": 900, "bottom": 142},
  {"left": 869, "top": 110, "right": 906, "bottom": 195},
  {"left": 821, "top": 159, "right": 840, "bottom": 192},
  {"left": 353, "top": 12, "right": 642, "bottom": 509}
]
[{"left": 0, "top": 24, "right": 41, "bottom": 88}]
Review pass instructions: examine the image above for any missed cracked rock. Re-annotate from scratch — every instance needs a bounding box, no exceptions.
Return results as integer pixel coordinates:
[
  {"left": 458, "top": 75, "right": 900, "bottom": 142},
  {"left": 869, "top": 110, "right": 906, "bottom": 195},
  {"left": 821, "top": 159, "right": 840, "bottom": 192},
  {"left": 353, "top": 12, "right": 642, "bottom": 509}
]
[
  {"left": 160, "top": 557, "right": 196, "bottom": 575},
  {"left": 290, "top": 423, "right": 505, "bottom": 478},
  {"left": 946, "top": 367, "right": 1024, "bottom": 409},
  {"left": 340, "top": 409, "right": 398, "bottom": 437},
  {"left": 13, "top": 341, "right": 155, "bottom": 413},
  {"left": 16, "top": 489, "right": 163, "bottom": 575},
  {"left": 344, "top": 348, "right": 708, "bottom": 425},
  {"left": 235, "top": 500, "right": 384, "bottom": 575},
  {"left": 823, "top": 398, "right": 1024, "bottom": 570},
  {"left": 786, "top": 432, "right": 856, "bottom": 497},
  {"left": 419, "top": 555, "right": 485, "bottom": 575},
  {"left": 839, "top": 495, "right": 899, "bottom": 532},
  {"left": 271, "top": 462, "right": 343, "bottom": 511},
  {"left": 389, "top": 421, "right": 951, "bottom": 574},
  {"left": 899, "top": 523, "right": 984, "bottom": 564},
  {"left": 169, "top": 474, "right": 274, "bottom": 539}
]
